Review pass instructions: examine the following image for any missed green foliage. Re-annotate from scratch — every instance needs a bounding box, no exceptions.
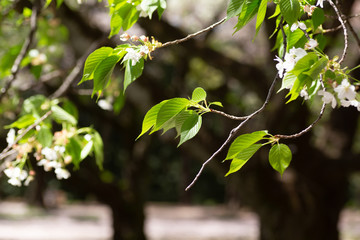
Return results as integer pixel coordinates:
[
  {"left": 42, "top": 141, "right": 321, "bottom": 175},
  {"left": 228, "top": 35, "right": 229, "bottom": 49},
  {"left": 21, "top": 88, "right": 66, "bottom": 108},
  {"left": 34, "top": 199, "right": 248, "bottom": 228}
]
[
  {"left": 124, "top": 58, "right": 144, "bottom": 92},
  {"left": 279, "top": 0, "right": 300, "bottom": 25},
  {"left": 225, "top": 130, "right": 268, "bottom": 160},
  {"left": 225, "top": 144, "right": 262, "bottom": 176},
  {"left": 108, "top": 0, "right": 166, "bottom": 37},
  {"left": 138, "top": 87, "right": 219, "bottom": 146},
  {"left": 269, "top": 143, "right": 292, "bottom": 176},
  {"left": 283, "top": 53, "right": 328, "bottom": 102}
]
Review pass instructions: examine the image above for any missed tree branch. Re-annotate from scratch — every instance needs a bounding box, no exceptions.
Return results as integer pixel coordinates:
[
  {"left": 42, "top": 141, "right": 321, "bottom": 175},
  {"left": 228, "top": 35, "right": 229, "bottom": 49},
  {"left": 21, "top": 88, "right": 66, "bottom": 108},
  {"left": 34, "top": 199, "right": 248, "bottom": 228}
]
[
  {"left": 161, "top": 17, "right": 226, "bottom": 48},
  {"left": 327, "top": 0, "right": 348, "bottom": 64},
  {"left": 0, "top": 0, "right": 41, "bottom": 100},
  {"left": 185, "top": 74, "right": 279, "bottom": 191}
]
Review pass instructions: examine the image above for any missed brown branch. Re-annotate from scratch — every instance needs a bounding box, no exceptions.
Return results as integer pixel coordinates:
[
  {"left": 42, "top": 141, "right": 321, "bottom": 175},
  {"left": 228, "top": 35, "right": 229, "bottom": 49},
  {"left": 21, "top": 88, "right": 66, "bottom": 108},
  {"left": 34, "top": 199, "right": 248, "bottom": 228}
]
[
  {"left": 161, "top": 17, "right": 226, "bottom": 48},
  {"left": 327, "top": 0, "right": 348, "bottom": 64},
  {"left": 0, "top": 110, "right": 53, "bottom": 161},
  {"left": 0, "top": 0, "right": 41, "bottom": 101},
  {"left": 210, "top": 109, "right": 248, "bottom": 120},
  {"left": 185, "top": 74, "right": 279, "bottom": 191}
]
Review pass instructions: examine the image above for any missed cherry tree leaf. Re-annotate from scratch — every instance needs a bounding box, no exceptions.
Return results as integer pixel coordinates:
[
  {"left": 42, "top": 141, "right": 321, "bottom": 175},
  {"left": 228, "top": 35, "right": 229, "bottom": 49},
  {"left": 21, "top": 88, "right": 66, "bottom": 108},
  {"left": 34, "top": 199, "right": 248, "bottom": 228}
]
[
  {"left": 124, "top": 58, "right": 144, "bottom": 93},
  {"left": 191, "top": 87, "right": 207, "bottom": 102},
  {"left": 137, "top": 100, "right": 168, "bottom": 139},
  {"left": 279, "top": 0, "right": 300, "bottom": 25},
  {"left": 269, "top": 143, "right": 292, "bottom": 176},
  {"left": 80, "top": 47, "right": 114, "bottom": 84},
  {"left": 226, "top": 130, "right": 268, "bottom": 160},
  {"left": 178, "top": 113, "right": 202, "bottom": 147},
  {"left": 225, "top": 144, "right": 262, "bottom": 176}
]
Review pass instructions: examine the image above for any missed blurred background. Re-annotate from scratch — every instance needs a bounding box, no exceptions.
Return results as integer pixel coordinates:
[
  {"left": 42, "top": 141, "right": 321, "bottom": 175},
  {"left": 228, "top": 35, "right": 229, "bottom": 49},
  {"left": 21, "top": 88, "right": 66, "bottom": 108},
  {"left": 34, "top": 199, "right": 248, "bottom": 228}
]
[{"left": 1, "top": 0, "right": 360, "bottom": 239}]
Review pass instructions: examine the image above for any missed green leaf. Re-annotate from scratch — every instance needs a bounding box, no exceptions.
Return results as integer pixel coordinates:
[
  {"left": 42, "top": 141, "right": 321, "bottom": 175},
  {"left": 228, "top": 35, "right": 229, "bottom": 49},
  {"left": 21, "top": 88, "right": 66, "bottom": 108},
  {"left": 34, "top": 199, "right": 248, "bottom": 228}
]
[
  {"left": 140, "top": 0, "right": 167, "bottom": 19},
  {"left": 93, "top": 55, "right": 121, "bottom": 97},
  {"left": 81, "top": 140, "right": 94, "bottom": 160},
  {"left": 124, "top": 58, "right": 144, "bottom": 93},
  {"left": 79, "top": 47, "right": 114, "bottom": 84},
  {"left": 303, "top": 57, "right": 328, "bottom": 80},
  {"left": 268, "top": 4, "right": 280, "bottom": 19},
  {"left": 209, "top": 101, "right": 223, "bottom": 108},
  {"left": 287, "top": 28, "right": 306, "bottom": 51},
  {"left": 234, "top": 0, "right": 261, "bottom": 33},
  {"left": 66, "top": 137, "right": 82, "bottom": 169},
  {"left": 290, "top": 52, "right": 317, "bottom": 76},
  {"left": 226, "top": 0, "right": 246, "bottom": 19},
  {"left": 312, "top": 7, "right": 325, "bottom": 30},
  {"left": 178, "top": 114, "right": 202, "bottom": 147},
  {"left": 37, "top": 125, "right": 53, "bottom": 147},
  {"left": 226, "top": 130, "right": 268, "bottom": 160},
  {"left": 23, "top": 95, "right": 48, "bottom": 117},
  {"left": 191, "top": 87, "right": 207, "bottom": 102},
  {"left": 279, "top": 72, "right": 297, "bottom": 92},
  {"left": 174, "top": 110, "right": 193, "bottom": 137},
  {"left": 225, "top": 144, "right": 262, "bottom": 176},
  {"left": 51, "top": 105, "right": 77, "bottom": 125},
  {"left": 109, "top": 3, "right": 139, "bottom": 37},
  {"left": 92, "top": 131, "right": 104, "bottom": 170},
  {"left": 155, "top": 98, "right": 190, "bottom": 131},
  {"left": 279, "top": 0, "right": 300, "bottom": 25},
  {"left": 269, "top": 143, "right": 292, "bottom": 176},
  {"left": 255, "top": 0, "right": 268, "bottom": 37},
  {"left": 137, "top": 100, "right": 168, "bottom": 139},
  {"left": 7, "top": 114, "right": 37, "bottom": 129}
]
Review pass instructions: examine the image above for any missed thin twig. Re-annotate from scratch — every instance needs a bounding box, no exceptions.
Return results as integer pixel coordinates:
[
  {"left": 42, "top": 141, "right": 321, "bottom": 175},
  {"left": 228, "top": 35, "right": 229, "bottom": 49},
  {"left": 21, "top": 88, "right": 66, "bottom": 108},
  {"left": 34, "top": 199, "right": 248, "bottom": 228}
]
[
  {"left": 275, "top": 77, "right": 326, "bottom": 140},
  {"left": 0, "top": 0, "right": 41, "bottom": 100},
  {"left": 161, "top": 17, "right": 226, "bottom": 48},
  {"left": 185, "top": 18, "right": 287, "bottom": 191},
  {"left": 327, "top": 0, "right": 348, "bottom": 64},
  {"left": 210, "top": 109, "right": 248, "bottom": 120},
  {"left": 185, "top": 74, "right": 279, "bottom": 191},
  {"left": 0, "top": 110, "right": 53, "bottom": 160}
]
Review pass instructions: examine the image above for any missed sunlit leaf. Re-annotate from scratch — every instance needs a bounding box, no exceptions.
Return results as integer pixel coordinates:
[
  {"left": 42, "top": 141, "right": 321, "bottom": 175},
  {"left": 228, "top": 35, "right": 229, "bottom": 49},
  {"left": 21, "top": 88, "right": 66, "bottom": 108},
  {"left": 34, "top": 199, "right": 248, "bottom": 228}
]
[
  {"left": 191, "top": 87, "right": 207, "bottom": 102},
  {"left": 279, "top": 0, "right": 300, "bottom": 25},
  {"left": 37, "top": 125, "right": 52, "bottom": 147},
  {"left": 226, "top": 130, "right": 268, "bottom": 160},
  {"left": 51, "top": 105, "right": 77, "bottom": 125},
  {"left": 124, "top": 58, "right": 144, "bottom": 93},
  {"left": 225, "top": 144, "right": 262, "bottom": 176},
  {"left": 269, "top": 143, "right": 292, "bottom": 176},
  {"left": 178, "top": 113, "right": 202, "bottom": 146}
]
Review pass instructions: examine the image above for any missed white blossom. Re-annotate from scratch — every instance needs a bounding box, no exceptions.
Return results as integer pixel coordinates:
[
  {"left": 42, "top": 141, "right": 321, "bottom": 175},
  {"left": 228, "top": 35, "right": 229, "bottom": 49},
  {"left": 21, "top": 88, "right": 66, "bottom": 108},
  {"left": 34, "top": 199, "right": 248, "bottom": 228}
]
[
  {"left": 139, "top": 45, "right": 149, "bottom": 56},
  {"left": 98, "top": 99, "right": 113, "bottom": 111},
  {"left": 334, "top": 79, "right": 356, "bottom": 100},
  {"left": 318, "top": 90, "right": 337, "bottom": 108},
  {"left": 290, "top": 22, "right": 306, "bottom": 32},
  {"left": 341, "top": 99, "right": 360, "bottom": 111},
  {"left": 54, "top": 145, "right": 65, "bottom": 153},
  {"left": 4, "top": 167, "right": 28, "bottom": 187},
  {"left": 274, "top": 56, "right": 285, "bottom": 78},
  {"left": 300, "top": 89, "right": 309, "bottom": 100},
  {"left": 6, "top": 129, "right": 16, "bottom": 146},
  {"left": 84, "top": 134, "right": 92, "bottom": 141},
  {"left": 55, "top": 168, "right": 71, "bottom": 180},
  {"left": 41, "top": 147, "right": 58, "bottom": 161},
  {"left": 120, "top": 33, "right": 130, "bottom": 41},
  {"left": 274, "top": 48, "right": 307, "bottom": 78},
  {"left": 123, "top": 48, "right": 142, "bottom": 66},
  {"left": 316, "top": 0, "right": 324, "bottom": 8},
  {"left": 136, "top": 4, "right": 149, "bottom": 18},
  {"left": 305, "top": 39, "right": 318, "bottom": 50}
]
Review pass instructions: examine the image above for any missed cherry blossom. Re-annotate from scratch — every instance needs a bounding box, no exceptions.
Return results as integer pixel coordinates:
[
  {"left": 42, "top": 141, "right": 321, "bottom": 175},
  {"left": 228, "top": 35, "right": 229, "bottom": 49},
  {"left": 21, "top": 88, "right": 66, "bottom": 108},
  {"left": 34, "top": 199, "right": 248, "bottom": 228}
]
[
  {"left": 4, "top": 167, "right": 28, "bottom": 187},
  {"left": 316, "top": 0, "right": 324, "bottom": 8},
  {"left": 290, "top": 21, "right": 306, "bottom": 32},
  {"left": 274, "top": 56, "right": 285, "bottom": 78},
  {"left": 41, "top": 147, "right": 58, "bottom": 161},
  {"left": 318, "top": 90, "right": 337, "bottom": 108},
  {"left": 55, "top": 168, "right": 71, "bottom": 180},
  {"left": 123, "top": 48, "right": 142, "bottom": 66},
  {"left": 6, "top": 129, "right": 15, "bottom": 146},
  {"left": 334, "top": 79, "right": 356, "bottom": 100},
  {"left": 305, "top": 39, "right": 318, "bottom": 50}
]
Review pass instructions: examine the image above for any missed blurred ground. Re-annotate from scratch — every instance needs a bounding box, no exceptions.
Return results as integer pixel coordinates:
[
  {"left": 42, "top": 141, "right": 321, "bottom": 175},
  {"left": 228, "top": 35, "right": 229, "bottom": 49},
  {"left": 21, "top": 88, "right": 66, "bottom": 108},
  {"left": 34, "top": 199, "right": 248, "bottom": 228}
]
[{"left": 0, "top": 201, "right": 358, "bottom": 240}]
